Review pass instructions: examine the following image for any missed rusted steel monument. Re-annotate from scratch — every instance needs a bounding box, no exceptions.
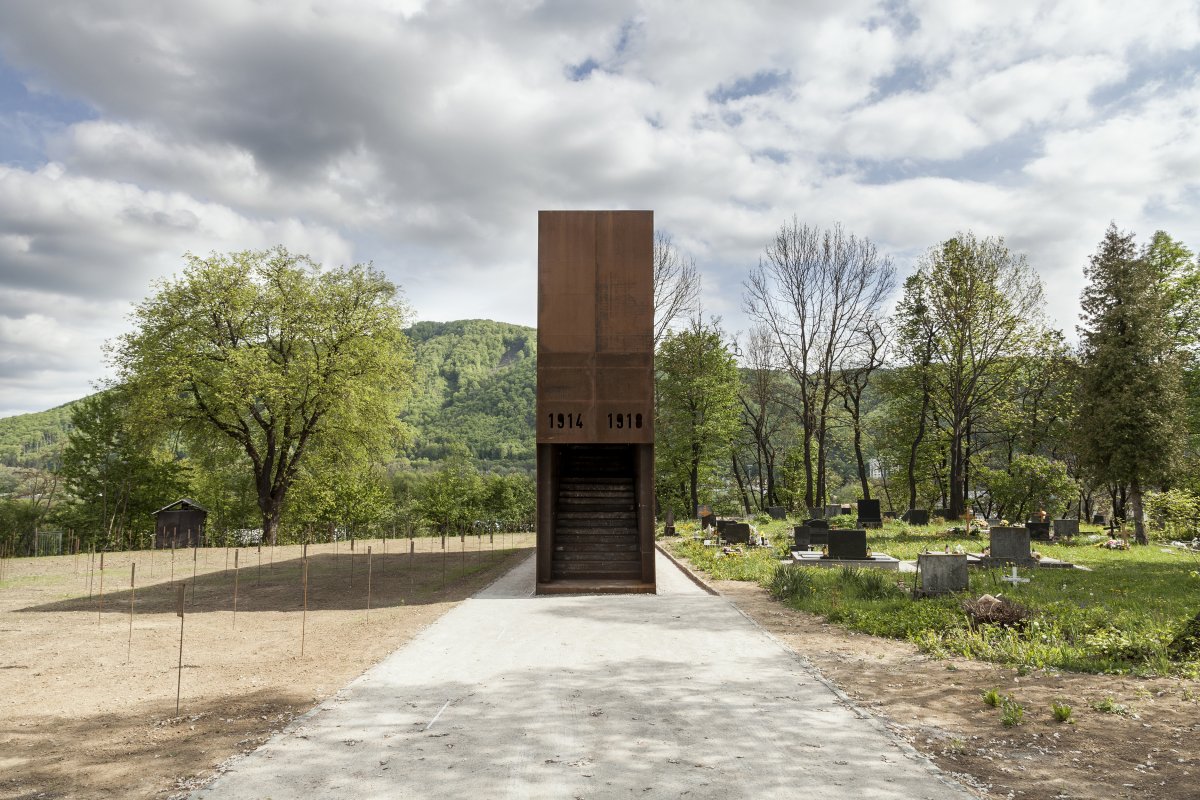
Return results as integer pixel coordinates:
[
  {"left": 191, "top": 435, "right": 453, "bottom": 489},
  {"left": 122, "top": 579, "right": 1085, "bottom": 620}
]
[{"left": 536, "top": 210, "right": 656, "bottom": 594}]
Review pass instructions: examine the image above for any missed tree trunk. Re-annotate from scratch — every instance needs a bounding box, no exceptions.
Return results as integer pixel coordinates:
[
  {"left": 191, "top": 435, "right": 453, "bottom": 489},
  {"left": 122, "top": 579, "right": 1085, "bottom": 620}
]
[
  {"left": 731, "top": 451, "right": 753, "bottom": 516},
  {"left": 1129, "top": 477, "right": 1148, "bottom": 545},
  {"left": 907, "top": 386, "right": 930, "bottom": 511},
  {"left": 802, "top": 414, "right": 814, "bottom": 509},
  {"left": 263, "top": 511, "right": 280, "bottom": 547},
  {"left": 689, "top": 459, "right": 700, "bottom": 520},
  {"left": 948, "top": 422, "right": 965, "bottom": 519}
]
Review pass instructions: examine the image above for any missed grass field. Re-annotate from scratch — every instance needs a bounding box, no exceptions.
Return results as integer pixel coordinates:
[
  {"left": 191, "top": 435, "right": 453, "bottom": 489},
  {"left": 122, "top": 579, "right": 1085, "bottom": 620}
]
[{"left": 667, "top": 518, "right": 1200, "bottom": 677}]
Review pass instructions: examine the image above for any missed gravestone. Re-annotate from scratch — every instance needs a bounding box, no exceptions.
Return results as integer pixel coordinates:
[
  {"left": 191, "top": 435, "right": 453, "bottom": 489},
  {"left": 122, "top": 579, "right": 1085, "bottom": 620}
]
[
  {"left": 767, "top": 506, "right": 787, "bottom": 520},
  {"left": 840, "top": 504, "right": 853, "bottom": 516},
  {"left": 1025, "top": 520, "right": 1051, "bottom": 540},
  {"left": 717, "top": 519, "right": 733, "bottom": 536},
  {"left": 807, "top": 506, "right": 824, "bottom": 519},
  {"left": 931, "top": 508, "right": 951, "bottom": 521},
  {"left": 990, "top": 526, "right": 1033, "bottom": 564},
  {"left": 857, "top": 499, "right": 883, "bottom": 529},
  {"left": 793, "top": 526, "right": 812, "bottom": 551},
  {"left": 1053, "top": 518, "right": 1079, "bottom": 539},
  {"left": 724, "top": 522, "right": 751, "bottom": 545},
  {"left": 903, "top": 509, "right": 930, "bottom": 526},
  {"left": 805, "top": 518, "right": 830, "bottom": 545},
  {"left": 1092, "top": 513, "right": 1107, "bottom": 526},
  {"left": 826, "top": 529, "right": 868, "bottom": 560},
  {"left": 883, "top": 510, "right": 899, "bottom": 520},
  {"left": 917, "top": 553, "right": 969, "bottom": 596},
  {"left": 824, "top": 504, "right": 842, "bottom": 519},
  {"left": 664, "top": 509, "right": 675, "bottom": 537},
  {"left": 701, "top": 512, "right": 717, "bottom": 530}
]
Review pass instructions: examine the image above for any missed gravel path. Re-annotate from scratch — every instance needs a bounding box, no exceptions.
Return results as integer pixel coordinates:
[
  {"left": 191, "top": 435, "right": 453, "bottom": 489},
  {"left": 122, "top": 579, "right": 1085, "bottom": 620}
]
[{"left": 194, "top": 551, "right": 973, "bottom": 799}]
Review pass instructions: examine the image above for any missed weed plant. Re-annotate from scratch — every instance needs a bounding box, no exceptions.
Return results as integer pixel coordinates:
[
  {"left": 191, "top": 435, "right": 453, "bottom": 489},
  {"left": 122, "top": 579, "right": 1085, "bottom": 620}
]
[
  {"left": 1000, "top": 696, "right": 1025, "bottom": 726},
  {"left": 1051, "top": 701, "right": 1073, "bottom": 723},
  {"left": 670, "top": 517, "right": 1200, "bottom": 678}
]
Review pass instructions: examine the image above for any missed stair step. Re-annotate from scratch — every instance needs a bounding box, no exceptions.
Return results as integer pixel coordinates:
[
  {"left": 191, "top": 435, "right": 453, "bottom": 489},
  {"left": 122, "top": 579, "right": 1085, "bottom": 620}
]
[
  {"left": 552, "top": 564, "right": 643, "bottom": 578},
  {"left": 553, "top": 550, "right": 640, "bottom": 562}
]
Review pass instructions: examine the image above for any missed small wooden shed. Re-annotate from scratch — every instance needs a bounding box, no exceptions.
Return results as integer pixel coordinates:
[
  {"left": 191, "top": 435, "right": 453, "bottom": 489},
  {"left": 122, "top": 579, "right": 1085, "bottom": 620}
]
[{"left": 153, "top": 498, "right": 208, "bottom": 548}]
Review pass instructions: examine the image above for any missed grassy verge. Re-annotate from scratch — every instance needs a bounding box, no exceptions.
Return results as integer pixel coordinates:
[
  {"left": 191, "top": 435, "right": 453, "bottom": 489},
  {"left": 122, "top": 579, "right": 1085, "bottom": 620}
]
[{"left": 666, "top": 518, "right": 1200, "bottom": 678}]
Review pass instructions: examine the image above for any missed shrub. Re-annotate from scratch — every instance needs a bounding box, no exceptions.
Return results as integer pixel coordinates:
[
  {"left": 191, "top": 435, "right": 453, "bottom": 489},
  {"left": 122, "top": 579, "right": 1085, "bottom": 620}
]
[
  {"left": 768, "top": 563, "right": 815, "bottom": 600},
  {"left": 982, "top": 688, "right": 1003, "bottom": 707}
]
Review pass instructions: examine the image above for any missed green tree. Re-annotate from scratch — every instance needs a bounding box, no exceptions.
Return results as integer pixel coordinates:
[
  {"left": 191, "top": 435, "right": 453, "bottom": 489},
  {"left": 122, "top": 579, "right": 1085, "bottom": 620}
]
[
  {"left": 414, "top": 450, "right": 484, "bottom": 533},
  {"left": 914, "top": 233, "right": 1046, "bottom": 518},
  {"left": 58, "top": 387, "right": 188, "bottom": 549},
  {"left": 480, "top": 472, "right": 535, "bottom": 527},
  {"left": 112, "top": 247, "right": 414, "bottom": 544},
  {"left": 656, "top": 318, "right": 741, "bottom": 517},
  {"left": 1075, "top": 224, "right": 1186, "bottom": 544}
]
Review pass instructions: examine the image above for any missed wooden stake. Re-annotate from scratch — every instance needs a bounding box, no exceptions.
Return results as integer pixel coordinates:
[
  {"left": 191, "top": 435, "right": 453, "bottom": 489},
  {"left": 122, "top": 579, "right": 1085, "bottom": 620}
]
[
  {"left": 232, "top": 549, "right": 240, "bottom": 629},
  {"left": 257, "top": 543, "right": 262, "bottom": 585},
  {"left": 170, "top": 539, "right": 176, "bottom": 584},
  {"left": 190, "top": 545, "right": 198, "bottom": 604},
  {"left": 97, "top": 552, "right": 105, "bottom": 623},
  {"left": 300, "top": 557, "right": 309, "bottom": 657},
  {"left": 88, "top": 545, "right": 95, "bottom": 598},
  {"left": 175, "top": 583, "right": 186, "bottom": 716},
  {"left": 127, "top": 563, "right": 136, "bottom": 663},
  {"left": 366, "top": 545, "right": 373, "bottom": 623}
]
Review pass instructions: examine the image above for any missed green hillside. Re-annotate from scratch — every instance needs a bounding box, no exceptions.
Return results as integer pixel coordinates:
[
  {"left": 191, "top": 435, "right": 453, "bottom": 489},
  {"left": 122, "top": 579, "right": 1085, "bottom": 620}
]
[
  {"left": 401, "top": 319, "right": 536, "bottom": 470},
  {"left": 0, "top": 400, "right": 80, "bottom": 469},
  {"left": 0, "top": 319, "right": 538, "bottom": 474}
]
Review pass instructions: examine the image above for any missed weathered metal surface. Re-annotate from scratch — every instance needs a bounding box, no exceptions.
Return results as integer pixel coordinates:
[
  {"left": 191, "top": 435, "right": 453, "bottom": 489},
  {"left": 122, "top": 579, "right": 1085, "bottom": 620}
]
[
  {"left": 536, "top": 210, "right": 655, "bottom": 593},
  {"left": 537, "top": 210, "right": 654, "bottom": 445}
]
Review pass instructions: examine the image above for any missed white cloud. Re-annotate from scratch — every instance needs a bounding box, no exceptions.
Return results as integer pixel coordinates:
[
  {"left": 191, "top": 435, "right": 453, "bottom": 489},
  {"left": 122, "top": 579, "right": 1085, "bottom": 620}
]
[{"left": 0, "top": 0, "right": 1198, "bottom": 413}]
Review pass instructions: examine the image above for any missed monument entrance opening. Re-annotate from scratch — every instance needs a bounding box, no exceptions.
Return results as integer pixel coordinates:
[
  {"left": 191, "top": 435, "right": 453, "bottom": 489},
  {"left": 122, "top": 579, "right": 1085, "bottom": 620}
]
[{"left": 536, "top": 210, "right": 656, "bottom": 594}]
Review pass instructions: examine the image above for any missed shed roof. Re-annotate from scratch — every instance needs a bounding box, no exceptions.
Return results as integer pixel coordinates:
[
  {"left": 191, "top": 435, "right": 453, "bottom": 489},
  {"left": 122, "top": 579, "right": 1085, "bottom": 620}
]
[{"left": 153, "top": 498, "right": 210, "bottom": 515}]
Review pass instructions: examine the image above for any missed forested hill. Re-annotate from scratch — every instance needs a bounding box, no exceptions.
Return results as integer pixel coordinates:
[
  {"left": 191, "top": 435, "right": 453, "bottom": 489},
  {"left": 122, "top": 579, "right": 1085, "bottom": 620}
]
[
  {"left": 400, "top": 319, "right": 536, "bottom": 470},
  {"left": 0, "top": 319, "right": 538, "bottom": 473},
  {"left": 0, "top": 400, "right": 78, "bottom": 468}
]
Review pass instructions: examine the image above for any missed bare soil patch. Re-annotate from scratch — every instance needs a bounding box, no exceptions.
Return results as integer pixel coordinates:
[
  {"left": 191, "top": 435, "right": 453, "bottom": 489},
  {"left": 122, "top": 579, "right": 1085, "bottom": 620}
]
[
  {"left": 708, "top": 575, "right": 1200, "bottom": 800},
  {"left": 0, "top": 534, "right": 534, "bottom": 799}
]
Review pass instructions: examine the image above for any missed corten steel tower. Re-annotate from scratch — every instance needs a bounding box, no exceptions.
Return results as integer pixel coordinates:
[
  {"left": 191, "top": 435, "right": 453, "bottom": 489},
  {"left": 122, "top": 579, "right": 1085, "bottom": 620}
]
[{"left": 536, "top": 210, "right": 656, "bottom": 594}]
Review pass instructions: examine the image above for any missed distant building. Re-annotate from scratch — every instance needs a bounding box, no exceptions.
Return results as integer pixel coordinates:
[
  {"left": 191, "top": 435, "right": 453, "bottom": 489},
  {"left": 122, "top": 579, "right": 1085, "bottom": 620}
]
[{"left": 153, "top": 498, "right": 208, "bottom": 548}]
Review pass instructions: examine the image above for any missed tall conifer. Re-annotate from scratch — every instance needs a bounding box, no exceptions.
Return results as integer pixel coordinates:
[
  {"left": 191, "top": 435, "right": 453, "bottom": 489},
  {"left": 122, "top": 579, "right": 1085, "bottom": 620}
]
[{"left": 1075, "top": 224, "right": 1184, "bottom": 544}]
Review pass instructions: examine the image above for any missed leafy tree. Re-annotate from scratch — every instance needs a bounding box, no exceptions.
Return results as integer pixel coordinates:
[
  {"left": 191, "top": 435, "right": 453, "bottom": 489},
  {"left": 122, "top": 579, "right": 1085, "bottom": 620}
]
[
  {"left": 112, "top": 247, "right": 414, "bottom": 544},
  {"left": 912, "top": 233, "right": 1045, "bottom": 518},
  {"left": 58, "top": 387, "right": 188, "bottom": 549},
  {"left": 480, "top": 472, "right": 535, "bottom": 526},
  {"left": 414, "top": 449, "right": 484, "bottom": 533},
  {"left": 975, "top": 454, "right": 1075, "bottom": 521},
  {"left": 1075, "top": 224, "right": 1186, "bottom": 544},
  {"left": 656, "top": 318, "right": 741, "bottom": 517}
]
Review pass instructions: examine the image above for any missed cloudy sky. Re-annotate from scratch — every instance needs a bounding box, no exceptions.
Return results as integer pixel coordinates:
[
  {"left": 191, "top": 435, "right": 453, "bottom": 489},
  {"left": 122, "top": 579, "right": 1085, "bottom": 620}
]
[{"left": 1, "top": 0, "right": 1199, "bottom": 417}]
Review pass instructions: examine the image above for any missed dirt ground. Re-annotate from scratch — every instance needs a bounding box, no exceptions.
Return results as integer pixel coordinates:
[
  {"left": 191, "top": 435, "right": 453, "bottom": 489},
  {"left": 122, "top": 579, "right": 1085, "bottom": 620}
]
[
  {"left": 706, "top": 575, "right": 1200, "bottom": 800},
  {"left": 0, "top": 532, "right": 535, "bottom": 800},
  {"left": 5, "top": 541, "right": 1198, "bottom": 800}
]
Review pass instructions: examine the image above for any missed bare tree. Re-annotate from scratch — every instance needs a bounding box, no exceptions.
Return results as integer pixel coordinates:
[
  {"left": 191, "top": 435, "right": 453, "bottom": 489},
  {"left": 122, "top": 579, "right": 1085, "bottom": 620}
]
[
  {"left": 838, "top": 317, "right": 888, "bottom": 499},
  {"left": 737, "top": 326, "right": 789, "bottom": 510},
  {"left": 744, "top": 219, "right": 895, "bottom": 508},
  {"left": 653, "top": 231, "right": 700, "bottom": 345}
]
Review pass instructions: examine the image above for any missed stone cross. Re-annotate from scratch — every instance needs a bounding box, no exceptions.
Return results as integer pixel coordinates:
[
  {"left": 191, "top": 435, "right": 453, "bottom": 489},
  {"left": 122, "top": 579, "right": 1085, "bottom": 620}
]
[{"left": 1000, "top": 566, "right": 1030, "bottom": 586}]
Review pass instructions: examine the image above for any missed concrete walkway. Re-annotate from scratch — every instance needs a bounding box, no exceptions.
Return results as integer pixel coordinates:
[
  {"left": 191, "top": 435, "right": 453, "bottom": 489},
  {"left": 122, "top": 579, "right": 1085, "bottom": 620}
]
[{"left": 195, "top": 552, "right": 972, "bottom": 799}]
